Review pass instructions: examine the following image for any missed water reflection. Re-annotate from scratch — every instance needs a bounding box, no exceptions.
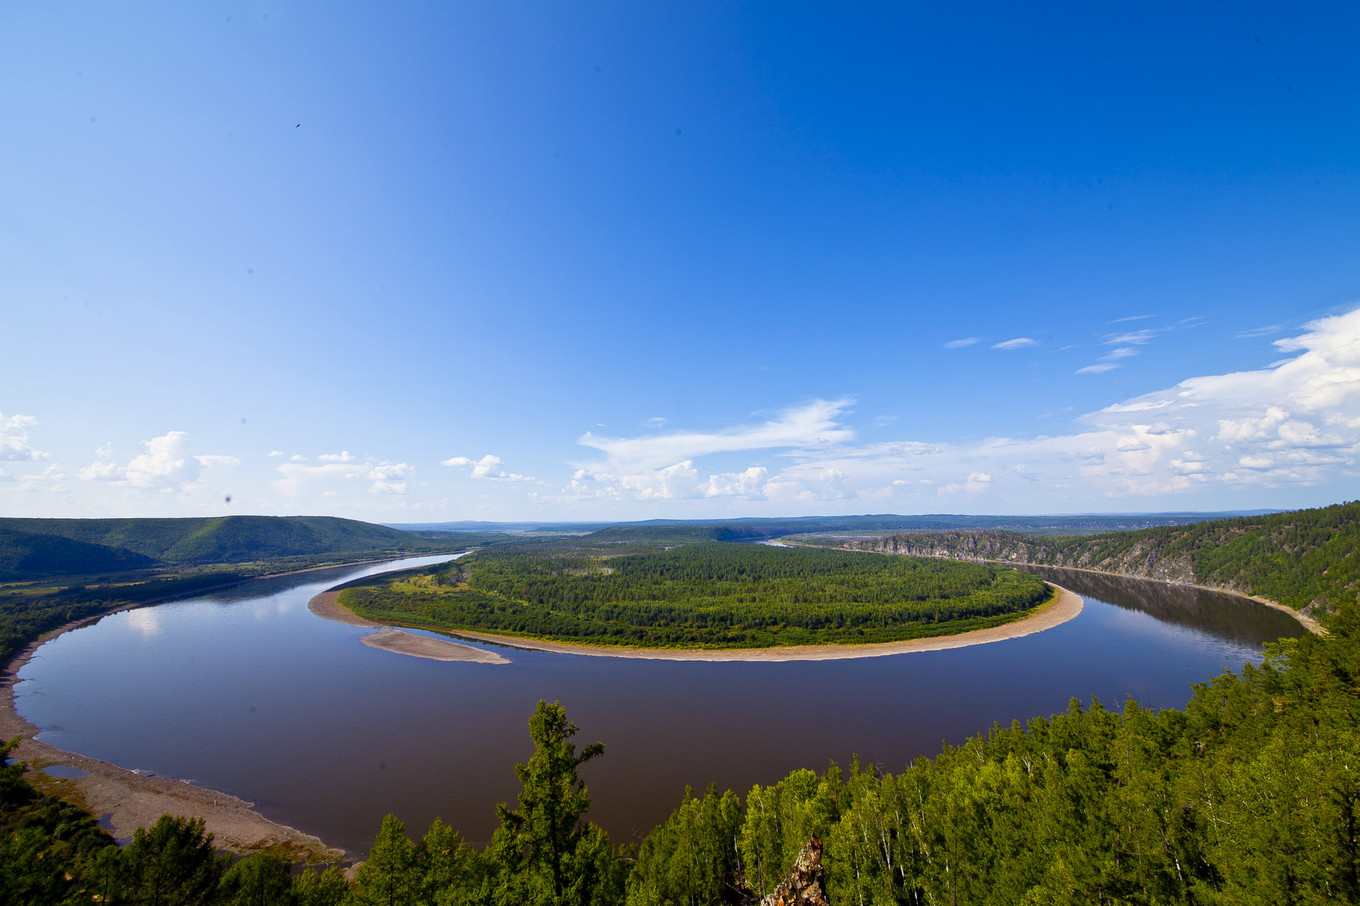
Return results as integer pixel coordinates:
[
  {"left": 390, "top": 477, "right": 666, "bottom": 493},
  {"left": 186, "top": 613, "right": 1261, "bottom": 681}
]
[{"left": 1014, "top": 565, "right": 1306, "bottom": 647}]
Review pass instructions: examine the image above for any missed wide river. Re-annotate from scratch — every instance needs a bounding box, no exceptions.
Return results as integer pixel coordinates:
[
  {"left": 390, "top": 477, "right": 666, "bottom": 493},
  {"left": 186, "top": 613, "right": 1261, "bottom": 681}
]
[{"left": 15, "top": 555, "right": 1306, "bottom": 856}]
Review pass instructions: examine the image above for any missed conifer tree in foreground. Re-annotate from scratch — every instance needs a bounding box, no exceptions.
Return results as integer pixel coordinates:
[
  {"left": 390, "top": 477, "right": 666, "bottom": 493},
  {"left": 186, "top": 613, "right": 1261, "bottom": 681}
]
[{"left": 489, "top": 699, "right": 620, "bottom": 906}]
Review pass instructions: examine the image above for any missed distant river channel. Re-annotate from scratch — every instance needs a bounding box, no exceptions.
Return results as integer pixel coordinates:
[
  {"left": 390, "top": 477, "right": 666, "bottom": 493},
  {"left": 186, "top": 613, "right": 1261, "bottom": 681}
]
[{"left": 15, "top": 555, "right": 1307, "bottom": 857}]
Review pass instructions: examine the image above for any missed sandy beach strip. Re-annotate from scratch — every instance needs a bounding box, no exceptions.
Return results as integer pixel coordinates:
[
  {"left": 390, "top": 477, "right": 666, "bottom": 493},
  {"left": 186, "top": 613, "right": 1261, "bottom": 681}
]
[
  {"left": 323, "top": 584, "right": 1083, "bottom": 663},
  {"left": 1, "top": 627, "right": 344, "bottom": 860},
  {"left": 360, "top": 627, "right": 509, "bottom": 664}
]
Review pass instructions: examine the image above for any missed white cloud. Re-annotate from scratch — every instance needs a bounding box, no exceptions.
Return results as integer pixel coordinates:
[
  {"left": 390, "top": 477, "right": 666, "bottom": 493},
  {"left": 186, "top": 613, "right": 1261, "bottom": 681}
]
[
  {"left": 77, "top": 461, "right": 123, "bottom": 481},
  {"left": 443, "top": 454, "right": 535, "bottom": 482},
  {"left": 1, "top": 413, "right": 48, "bottom": 461},
  {"left": 555, "top": 305, "right": 1360, "bottom": 509},
  {"left": 579, "top": 399, "right": 854, "bottom": 473},
  {"left": 939, "top": 472, "right": 993, "bottom": 495},
  {"left": 1106, "top": 328, "right": 1163, "bottom": 345},
  {"left": 702, "top": 466, "right": 769, "bottom": 497},
  {"left": 124, "top": 432, "right": 200, "bottom": 488},
  {"left": 367, "top": 462, "right": 413, "bottom": 481},
  {"left": 1077, "top": 363, "right": 1118, "bottom": 375},
  {"left": 369, "top": 481, "right": 409, "bottom": 495},
  {"left": 73, "top": 431, "right": 236, "bottom": 492},
  {"left": 275, "top": 453, "right": 415, "bottom": 497},
  {"left": 563, "top": 400, "right": 856, "bottom": 504},
  {"left": 992, "top": 337, "right": 1037, "bottom": 350},
  {"left": 945, "top": 337, "right": 981, "bottom": 349},
  {"left": 268, "top": 450, "right": 287, "bottom": 458}
]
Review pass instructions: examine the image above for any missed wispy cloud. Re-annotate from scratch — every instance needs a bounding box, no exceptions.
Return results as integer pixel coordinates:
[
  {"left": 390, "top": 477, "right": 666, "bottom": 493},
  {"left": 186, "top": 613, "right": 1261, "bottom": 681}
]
[
  {"left": 558, "top": 305, "right": 1360, "bottom": 508},
  {"left": 1106, "top": 328, "right": 1164, "bottom": 346},
  {"left": 578, "top": 398, "right": 854, "bottom": 473},
  {"left": 944, "top": 337, "right": 982, "bottom": 349},
  {"left": 565, "top": 399, "right": 855, "bottom": 503},
  {"left": 992, "top": 337, "right": 1037, "bottom": 350}
]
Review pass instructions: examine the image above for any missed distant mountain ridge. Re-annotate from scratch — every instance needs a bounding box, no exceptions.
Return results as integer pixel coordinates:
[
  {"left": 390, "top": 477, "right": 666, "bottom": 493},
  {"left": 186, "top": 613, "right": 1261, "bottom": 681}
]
[
  {"left": 395, "top": 511, "right": 1273, "bottom": 539},
  {"left": 0, "top": 515, "right": 443, "bottom": 580}
]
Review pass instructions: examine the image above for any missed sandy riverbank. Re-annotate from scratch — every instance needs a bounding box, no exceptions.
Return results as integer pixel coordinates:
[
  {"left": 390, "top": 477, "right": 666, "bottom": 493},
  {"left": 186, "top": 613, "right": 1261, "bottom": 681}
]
[
  {"left": 312, "top": 584, "right": 1084, "bottom": 663},
  {"left": 308, "top": 590, "right": 509, "bottom": 663},
  {"left": 361, "top": 627, "right": 510, "bottom": 663},
  {"left": 1, "top": 626, "right": 344, "bottom": 859}
]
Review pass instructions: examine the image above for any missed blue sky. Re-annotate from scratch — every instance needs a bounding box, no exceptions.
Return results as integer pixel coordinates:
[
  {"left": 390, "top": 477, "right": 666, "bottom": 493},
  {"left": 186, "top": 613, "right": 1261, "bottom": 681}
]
[{"left": 3, "top": 2, "right": 1358, "bottom": 522}]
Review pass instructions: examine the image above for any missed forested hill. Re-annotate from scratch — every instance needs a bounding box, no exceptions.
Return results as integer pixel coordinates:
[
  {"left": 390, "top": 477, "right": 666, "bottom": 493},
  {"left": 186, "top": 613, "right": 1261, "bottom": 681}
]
[
  {"left": 835, "top": 500, "right": 1360, "bottom": 617},
  {"left": 0, "top": 515, "right": 443, "bottom": 579}
]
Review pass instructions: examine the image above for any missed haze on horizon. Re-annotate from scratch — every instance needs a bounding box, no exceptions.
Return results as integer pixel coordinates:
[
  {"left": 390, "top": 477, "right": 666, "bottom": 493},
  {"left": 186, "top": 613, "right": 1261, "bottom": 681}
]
[{"left": 2, "top": 3, "right": 1357, "bottom": 523}]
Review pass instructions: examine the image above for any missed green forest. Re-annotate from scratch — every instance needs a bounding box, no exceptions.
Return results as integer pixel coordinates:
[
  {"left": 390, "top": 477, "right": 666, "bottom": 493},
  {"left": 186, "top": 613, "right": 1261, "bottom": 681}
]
[
  {"left": 337, "top": 542, "right": 1052, "bottom": 649},
  {"left": 838, "top": 500, "right": 1360, "bottom": 617}
]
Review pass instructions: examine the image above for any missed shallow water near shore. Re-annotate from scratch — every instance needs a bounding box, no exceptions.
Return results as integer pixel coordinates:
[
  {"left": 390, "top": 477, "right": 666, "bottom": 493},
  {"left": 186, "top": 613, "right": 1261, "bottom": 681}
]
[{"left": 15, "top": 556, "right": 1306, "bottom": 856}]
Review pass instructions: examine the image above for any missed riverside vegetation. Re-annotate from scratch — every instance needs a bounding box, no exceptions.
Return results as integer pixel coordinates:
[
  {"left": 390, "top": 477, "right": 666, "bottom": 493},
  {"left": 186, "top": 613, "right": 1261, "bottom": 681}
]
[
  {"left": 832, "top": 500, "right": 1360, "bottom": 619},
  {"left": 3, "top": 502, "right": 1358, "bottom": 904},
  {"left": 337, "top": 542, "right": 1052, "bottom": 649}
]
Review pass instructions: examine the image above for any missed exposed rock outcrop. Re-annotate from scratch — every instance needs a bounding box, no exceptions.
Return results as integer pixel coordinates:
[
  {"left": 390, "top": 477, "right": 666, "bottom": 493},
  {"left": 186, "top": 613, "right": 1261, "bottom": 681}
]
[
  {"left": 850, "top": 530, "right": 1201, "bottom": 586},
  {"left": 759, "top": 836, "right": 829, "bottom": 906}
]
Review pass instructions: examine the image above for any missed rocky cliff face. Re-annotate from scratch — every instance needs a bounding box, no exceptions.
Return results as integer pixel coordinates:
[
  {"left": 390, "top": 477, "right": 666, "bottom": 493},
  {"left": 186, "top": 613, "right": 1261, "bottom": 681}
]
[
  {"left": 850, "top": 531, "right": 1202, "bottom": 586},
  {"left": 757, "top": 836, "right": 828, "bottom": 906}
]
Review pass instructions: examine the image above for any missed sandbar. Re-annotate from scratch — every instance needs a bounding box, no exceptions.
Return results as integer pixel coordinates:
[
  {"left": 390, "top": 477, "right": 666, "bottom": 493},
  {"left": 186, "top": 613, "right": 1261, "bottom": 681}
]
[
  {"left": 311, "top": 584, "right": 1084, "bottom": 663},
  {"left": 360, "top": 627, "right": 509, "bottom": 664}
]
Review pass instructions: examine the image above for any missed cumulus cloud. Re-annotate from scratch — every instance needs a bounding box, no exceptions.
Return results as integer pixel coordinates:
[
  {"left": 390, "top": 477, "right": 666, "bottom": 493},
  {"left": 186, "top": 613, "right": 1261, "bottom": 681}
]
[
  {"left": 1, "top": 413, "right": 48, "bottom": 461},
  {"left": 702, "top": 466, "right": 769, "bottom": 498},
  {"left": 74, "top": 431, "right": 237, "bottom": 491},
  {"left": 443, "top": 454, "right": 535, "bottom": 482},
  {"left": 992, "top": 337, "right": 1037, "bottom": 350},
  {"left": 274, "top": 452, "right": 414, "bottom": 496}
]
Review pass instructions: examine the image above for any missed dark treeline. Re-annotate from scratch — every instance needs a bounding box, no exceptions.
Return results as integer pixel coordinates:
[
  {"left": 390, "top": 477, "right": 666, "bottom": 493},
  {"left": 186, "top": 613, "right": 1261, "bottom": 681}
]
[
  {"left": 339, "top": 542, "right": 1051, "bottom": 648},
  {"left": 8, "top": 606, "right": 1360, "bottom": 904},
  {"left": 841, "top": 500, "right": 1360, "bottom": 617}
]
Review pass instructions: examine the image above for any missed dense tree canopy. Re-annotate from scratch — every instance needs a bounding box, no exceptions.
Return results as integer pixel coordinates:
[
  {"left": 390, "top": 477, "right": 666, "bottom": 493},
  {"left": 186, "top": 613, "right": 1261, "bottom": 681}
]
[{"left": 339, "top": 542, "right": 1052, "bottom": 649}]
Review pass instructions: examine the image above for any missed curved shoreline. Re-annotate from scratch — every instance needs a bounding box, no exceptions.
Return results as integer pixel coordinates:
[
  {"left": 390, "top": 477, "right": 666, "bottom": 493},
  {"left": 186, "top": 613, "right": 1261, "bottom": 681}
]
[
  {"left": 1, "top": 619, "right": 345, "bottom": 860},
  {"left": 983, "top": 559, "right": 1324, "bottom": 635},
  {"left": 0, "top": 557, "right": 464, "bottom": 861},
  {"left": 310, "top": 584, "right": 1085, "bottom": 662}
]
